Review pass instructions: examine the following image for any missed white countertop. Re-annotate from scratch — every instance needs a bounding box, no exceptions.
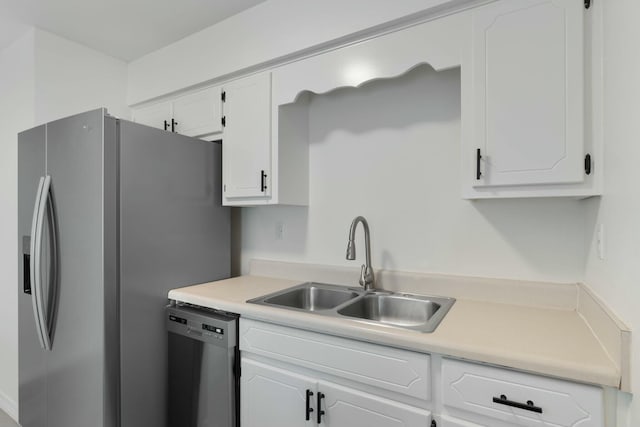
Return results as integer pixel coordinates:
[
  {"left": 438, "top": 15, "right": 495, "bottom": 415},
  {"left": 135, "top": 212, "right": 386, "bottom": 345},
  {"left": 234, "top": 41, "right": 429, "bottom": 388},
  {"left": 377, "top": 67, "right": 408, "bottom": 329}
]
[{"left": 169, "top": 274, "right": 621, "bottom": 388}]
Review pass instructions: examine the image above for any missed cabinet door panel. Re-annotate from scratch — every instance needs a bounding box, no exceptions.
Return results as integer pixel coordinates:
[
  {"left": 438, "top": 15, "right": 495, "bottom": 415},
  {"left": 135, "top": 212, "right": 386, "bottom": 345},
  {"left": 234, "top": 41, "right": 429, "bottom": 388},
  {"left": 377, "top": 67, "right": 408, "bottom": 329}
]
[
  {"left": 241, "top": 358, "right": 314, "bottom": 427},
  {"left": 133, "top": 102, "right": 171, "bottom": 131},
  {"left": 472, "top": 0, "right": 584, "bottom": 187},
  {"left": 173, "top": 87, "right": 222, "bottom": 138},
  {"left": 320, "top": 381, "right": 430, "bottom": 427},
  {"left": 222, "top": 72, "right": 271, "bottom": 199}
]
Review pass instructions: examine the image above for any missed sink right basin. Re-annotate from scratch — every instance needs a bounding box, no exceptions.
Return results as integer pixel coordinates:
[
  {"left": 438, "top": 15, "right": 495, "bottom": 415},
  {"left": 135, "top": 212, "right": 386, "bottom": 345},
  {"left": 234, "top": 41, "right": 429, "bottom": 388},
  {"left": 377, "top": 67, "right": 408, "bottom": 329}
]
[{"left": 337, "top": 292, "right": 455, "bottom": 333}]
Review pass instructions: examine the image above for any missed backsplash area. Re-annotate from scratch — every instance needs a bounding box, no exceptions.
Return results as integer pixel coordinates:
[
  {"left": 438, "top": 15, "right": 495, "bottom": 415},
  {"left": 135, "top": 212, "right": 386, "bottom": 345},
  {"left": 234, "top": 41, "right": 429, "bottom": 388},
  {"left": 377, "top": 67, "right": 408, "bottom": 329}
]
[{"left": 238, "top": 66, "right": 586, "bottom": 283}]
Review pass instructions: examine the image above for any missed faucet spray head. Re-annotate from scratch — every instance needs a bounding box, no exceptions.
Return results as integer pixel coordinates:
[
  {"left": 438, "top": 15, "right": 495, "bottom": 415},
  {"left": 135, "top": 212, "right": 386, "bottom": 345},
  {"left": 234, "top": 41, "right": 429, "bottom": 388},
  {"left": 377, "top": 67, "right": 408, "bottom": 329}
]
[{"left": 346, "top": 240, "right": 356, "bottom": 260}]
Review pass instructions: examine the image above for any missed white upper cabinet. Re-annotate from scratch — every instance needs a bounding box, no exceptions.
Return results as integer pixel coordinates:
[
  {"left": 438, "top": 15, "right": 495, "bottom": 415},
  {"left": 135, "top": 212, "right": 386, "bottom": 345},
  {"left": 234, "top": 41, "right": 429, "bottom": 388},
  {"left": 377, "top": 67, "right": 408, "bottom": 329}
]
[
  {"left": 132, "top": 101, "right": 172, "bottom": 131},
  {"left": 131, "top": 0, "right": 602, "bottom": 201},
  {"left": 221, "top": 72, "right": 272, "bottom": 202},
  {"left": 132, "top": 86, "right": 223, "bottom": 139},
  {"left": 172, "top": 86, "right": 223, "bottom": 138},
  {"left": 462, "top": 0, "right": 599, "bottom": 198},
  {"left": 221, "top": 70, "right": 310, "bottom": 206}
]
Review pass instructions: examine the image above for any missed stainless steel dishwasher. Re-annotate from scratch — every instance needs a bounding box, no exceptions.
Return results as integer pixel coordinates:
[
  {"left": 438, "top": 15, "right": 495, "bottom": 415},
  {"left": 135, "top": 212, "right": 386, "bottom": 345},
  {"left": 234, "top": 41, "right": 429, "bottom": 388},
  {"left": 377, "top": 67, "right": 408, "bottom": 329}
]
[{"left": 166, "top": 303, "right": 239, "bottom": 427}]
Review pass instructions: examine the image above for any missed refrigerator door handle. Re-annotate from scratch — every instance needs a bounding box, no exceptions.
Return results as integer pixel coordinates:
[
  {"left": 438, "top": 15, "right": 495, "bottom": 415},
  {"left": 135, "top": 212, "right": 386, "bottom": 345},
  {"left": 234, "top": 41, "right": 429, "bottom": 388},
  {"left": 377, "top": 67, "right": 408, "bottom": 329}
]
[
  {"left": 29, "top": 176, "right": 47, "bottom": 349},
  {"left": 31, "top": 175, "right": 53, "bottom": 351},
  {"left": 44, "top": 177, "right": 59, "bottom": 341}
]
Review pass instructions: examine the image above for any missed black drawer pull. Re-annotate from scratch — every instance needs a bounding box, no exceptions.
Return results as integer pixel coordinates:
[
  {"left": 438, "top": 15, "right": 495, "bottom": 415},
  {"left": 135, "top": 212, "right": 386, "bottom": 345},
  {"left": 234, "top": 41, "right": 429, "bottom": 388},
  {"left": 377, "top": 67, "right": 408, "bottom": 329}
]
[
  {"left": 476, "top": 148, "right": 482, "bottom": 180},
  {"left": 493, "top": 395, "right": 542, "bottom": 413},
  {"left": 305, "top": 389, "right": 314, "bottom": 421}
]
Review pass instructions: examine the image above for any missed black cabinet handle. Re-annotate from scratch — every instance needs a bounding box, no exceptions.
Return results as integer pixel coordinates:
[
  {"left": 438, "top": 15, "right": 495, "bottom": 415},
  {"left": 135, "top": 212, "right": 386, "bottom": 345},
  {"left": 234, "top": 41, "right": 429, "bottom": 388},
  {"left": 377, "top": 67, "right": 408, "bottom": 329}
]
[
  {"left": 305, "top": 390, "right": 314, "bottom": 421},
  {"left": 493, "top": 394, "right": 542, "bottom": 413},
  {"left": 171, "top": 118, "right": 178, "bottom": 133},
  {"left": 317, "top": 392, "right": 325, "bottom": 424},
  {"left": 164, "top": 120, "right": 169, "bottom": 131},
  {"left": 260, "top": 170, "right": 267, "bottom": 192},
  {"left": 585, "top": 153, "right": 592, "bottom": 175},
  {"left": 476, "top": 148, "right": 482, "bottom": 180}
]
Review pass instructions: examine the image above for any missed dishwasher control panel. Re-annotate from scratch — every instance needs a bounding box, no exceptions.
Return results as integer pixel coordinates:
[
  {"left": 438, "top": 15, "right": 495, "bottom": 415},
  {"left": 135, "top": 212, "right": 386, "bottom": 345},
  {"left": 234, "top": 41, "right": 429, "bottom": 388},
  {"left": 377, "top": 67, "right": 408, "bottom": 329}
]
[{"left": 166, "top": 304, "right": 237, "bottom": 348}]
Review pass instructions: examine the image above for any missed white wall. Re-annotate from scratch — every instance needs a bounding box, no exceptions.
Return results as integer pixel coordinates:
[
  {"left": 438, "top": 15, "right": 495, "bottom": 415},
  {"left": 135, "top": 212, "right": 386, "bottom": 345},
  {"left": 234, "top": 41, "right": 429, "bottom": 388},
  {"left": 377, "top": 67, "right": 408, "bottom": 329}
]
[
  {"left": 34, "top": 29, "right": 129, "bottom": 123},
  {"left": 0, "top": 28, "right": 128, "bottom": 421},
  {"left": 127, "top": 0, "right": 478, "bottom": 105},
  {"left": 584, "top": 0, "right": 640, "bottom": 424},
  {"left": 240, "top": 66, "right": 587, "bottom": 282},
  {"left": 0, "top": 30, "right": 35, "bottom": 420}
]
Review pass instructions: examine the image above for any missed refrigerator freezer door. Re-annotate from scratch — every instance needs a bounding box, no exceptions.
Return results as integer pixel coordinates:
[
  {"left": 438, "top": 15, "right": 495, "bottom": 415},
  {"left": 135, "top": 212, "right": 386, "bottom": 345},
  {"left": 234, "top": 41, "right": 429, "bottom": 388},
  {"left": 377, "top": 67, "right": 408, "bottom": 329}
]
[
  {"left": 18, "top": 125, "right": 48, "bottom": 427},
  {"left": 44, "top": 109, "right": 107, "bottom": 427},
  {"left": 119, "top": 121, "right": 230, "bottom": 427}
]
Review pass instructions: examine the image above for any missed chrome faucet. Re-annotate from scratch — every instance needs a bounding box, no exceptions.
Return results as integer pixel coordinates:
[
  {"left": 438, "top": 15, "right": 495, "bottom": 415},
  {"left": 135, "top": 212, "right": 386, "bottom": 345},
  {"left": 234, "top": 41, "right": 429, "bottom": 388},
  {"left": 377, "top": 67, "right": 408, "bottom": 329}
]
[{"left": 346, "top": 216, "right": 375, "bottom": 291}]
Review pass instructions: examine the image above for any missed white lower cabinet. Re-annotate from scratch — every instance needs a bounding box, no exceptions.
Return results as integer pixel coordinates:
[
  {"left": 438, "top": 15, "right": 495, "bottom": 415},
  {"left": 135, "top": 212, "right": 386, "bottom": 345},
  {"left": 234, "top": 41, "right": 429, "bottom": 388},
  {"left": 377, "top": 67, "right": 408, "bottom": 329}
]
[
  {"left": 239, "top": 320, "right": 605, "bottom": 427},
  {"left": 240, "top": 358, "right": 431, "bottom": 427},
  {"left": 240, "top": 320, "right": 432, "bottom": 427}
]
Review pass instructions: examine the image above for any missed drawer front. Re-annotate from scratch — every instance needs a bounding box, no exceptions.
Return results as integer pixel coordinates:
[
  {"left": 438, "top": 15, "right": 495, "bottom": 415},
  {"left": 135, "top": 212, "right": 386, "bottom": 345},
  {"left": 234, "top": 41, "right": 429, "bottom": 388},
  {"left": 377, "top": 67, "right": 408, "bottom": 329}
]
[
  {"left": 442, "top": 359, "right": 604, "bottom": 427},
  {"left": 240, "top": 319, "right": 431, "bottom": 401}
]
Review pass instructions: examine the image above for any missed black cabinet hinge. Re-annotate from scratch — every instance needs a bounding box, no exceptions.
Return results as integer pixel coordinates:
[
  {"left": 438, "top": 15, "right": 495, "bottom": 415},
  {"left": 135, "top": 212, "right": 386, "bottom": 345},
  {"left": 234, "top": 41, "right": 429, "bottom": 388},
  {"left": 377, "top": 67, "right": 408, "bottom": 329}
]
[
  {"left": 585, "top": 153, "right": 592, "bottom": 175},
  {"left": 585, "top": 0, "right": 591, "bottom": 9},
  {"left": 221, "top": 116, "right": 226, "bottom": 127},
  {"left": 221, "top": 91, "right": 226, "bottom": 102}
]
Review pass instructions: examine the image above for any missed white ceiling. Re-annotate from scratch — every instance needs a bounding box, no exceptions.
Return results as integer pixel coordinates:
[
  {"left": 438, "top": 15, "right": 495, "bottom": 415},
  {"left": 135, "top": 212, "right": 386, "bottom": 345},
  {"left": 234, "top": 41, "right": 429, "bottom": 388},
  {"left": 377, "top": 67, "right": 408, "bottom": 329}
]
[{"left": 0, "top": 0, "right": 267, "bottom": 61}]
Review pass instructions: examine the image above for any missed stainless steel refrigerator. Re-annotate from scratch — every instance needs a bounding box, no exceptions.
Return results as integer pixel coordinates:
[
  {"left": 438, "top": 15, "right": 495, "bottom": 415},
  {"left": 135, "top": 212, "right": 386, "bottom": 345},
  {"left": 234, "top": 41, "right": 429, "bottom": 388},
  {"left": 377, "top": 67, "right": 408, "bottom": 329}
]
[{"left": 18, "top": 108, "right": 230, "bottom": 427}]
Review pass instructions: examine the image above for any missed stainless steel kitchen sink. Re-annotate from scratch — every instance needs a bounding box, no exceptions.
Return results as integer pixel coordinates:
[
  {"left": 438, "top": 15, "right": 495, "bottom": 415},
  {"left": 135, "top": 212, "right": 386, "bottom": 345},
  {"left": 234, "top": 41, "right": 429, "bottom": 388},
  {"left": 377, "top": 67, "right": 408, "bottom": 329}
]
[{"left": 247, "top": 282, "right": 455, "bottom": 333}]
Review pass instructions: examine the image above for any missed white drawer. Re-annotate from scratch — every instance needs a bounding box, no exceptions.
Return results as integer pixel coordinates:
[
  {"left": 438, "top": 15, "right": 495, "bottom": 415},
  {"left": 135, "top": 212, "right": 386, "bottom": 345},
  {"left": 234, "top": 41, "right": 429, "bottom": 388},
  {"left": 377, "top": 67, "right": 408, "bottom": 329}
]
[
  {"left": 442, "top": 358, "right": 604, "bottom": 427},
  {"left": 240, "top": 319, "right": 431, "bottom": 401}
]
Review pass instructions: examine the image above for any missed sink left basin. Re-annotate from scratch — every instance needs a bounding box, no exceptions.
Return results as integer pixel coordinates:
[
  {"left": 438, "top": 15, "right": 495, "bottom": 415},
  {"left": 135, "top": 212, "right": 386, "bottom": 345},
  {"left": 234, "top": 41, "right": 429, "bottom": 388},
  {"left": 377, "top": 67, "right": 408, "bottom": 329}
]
[{"left": 248, "top": 282, "right": 361, "bottom": 312}]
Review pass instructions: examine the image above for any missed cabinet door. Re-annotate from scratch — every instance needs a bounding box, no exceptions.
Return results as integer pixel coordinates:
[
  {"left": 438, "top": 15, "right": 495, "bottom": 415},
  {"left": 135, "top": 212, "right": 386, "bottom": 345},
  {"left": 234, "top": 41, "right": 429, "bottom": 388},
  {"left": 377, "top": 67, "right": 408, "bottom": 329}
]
[
  {"left": 173, "top": 86, "right": 223, "bottom": 138},
  {"left": 132, "top": 101, "right": 171, "bottom": 131},
  {"left": 319, "top": 381, "right": 431, "bottom": 427},
  {"left": 222, "top": 72, "right": 272, "bottom": 200},
  {"left": 471, "top": 0, "right": 584, "bottom": 187},
  {"left": 241, "top": 358, "right": 315, "bottom": 427}
]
